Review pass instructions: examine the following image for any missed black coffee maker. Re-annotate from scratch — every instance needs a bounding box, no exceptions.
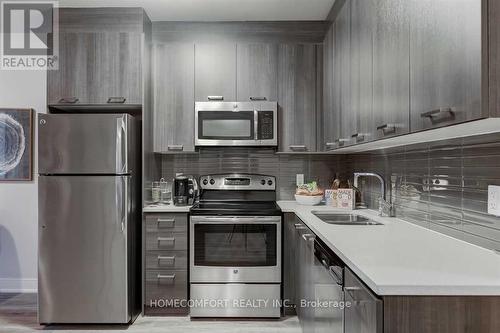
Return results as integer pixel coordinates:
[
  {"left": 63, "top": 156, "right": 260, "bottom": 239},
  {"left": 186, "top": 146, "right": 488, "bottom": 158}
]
[{"left": 173, "top": 175, "right": 198, "bottom": 206}]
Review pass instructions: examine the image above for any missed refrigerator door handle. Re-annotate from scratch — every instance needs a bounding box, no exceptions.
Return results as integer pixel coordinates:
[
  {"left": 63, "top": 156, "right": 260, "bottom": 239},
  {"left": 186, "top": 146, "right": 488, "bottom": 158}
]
[
  {"left": 116, "top": 177, "right": 127, "bottom": 233},
  {"left": 116, "top": 116, "right": 128, "bottom": 174}
]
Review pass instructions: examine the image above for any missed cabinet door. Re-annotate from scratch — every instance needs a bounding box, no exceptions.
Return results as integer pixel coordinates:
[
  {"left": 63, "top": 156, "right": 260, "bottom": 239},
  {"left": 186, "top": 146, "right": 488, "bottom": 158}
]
[
  {"left": 344, "top": 268, "right": 383, "bottom": 333},
  {"left": 48, "top": 32, "right": 142, "bottom": 105},
  {"left": 322, "top": 25, "right": 340, "bottom": 151},
  {"left": 153, "top": 43, "right": 195, "bottom": 152},
  {"left": 237, "top": 43, "right": 278, "bottom": 101},
  {"left": 338, "top": 2, "right": 354, "bottom": 146},
  {"left": 350, "top": 0, "right": 374, "bottom": 144},
  {"left": 48, "top": 33, "right": 92, "bottom": 104},
  {"left": 372, "top": 0, "right": 410, "bottom": 139},
  {"left": 278, "top": 44, "right": 318, "bottom": 152},
  {"left": 410, "top": 0, "right": 482, "bottom": 131},
  {"left": 195, "top": 43, "right": 237, "bottom": 101}
]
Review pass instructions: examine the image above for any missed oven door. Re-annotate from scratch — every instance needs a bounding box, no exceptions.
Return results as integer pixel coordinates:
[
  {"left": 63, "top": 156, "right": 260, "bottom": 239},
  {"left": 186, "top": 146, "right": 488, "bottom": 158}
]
[
  {"left": 190, "top": 216, "right": 281, "bottom": 283},
  {"left": 195, "top": 102, "right": 259, "bottom": 146}
]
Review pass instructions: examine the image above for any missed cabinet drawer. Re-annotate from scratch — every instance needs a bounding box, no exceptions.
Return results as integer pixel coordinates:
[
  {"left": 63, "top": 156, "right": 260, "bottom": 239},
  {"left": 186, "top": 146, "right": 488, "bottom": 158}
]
[
  {"left": 145, "top": 251, "right": 188, "bottom": 270},
  {"left": 144, "top": 270, "right": 188, "bottom": 314},
  {"left": 145, "top": 232, "right": 188, "bottom": 251},
  {"left": 145, "top": 214, "right": 188, "bottom": 233}
]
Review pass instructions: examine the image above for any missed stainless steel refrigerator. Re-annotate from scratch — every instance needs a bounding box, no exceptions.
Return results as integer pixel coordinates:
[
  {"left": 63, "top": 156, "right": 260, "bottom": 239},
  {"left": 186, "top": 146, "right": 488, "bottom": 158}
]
[{"left": 38, "top": 113, "right": 140, "bottom": 324}]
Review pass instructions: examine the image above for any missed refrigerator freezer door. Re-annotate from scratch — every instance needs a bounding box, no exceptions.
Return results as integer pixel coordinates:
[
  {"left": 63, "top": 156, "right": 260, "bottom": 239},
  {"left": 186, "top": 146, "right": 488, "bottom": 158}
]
[
  {"left": 38, "top": 114, "right": 135, "bottom": 175},
  {"left": 38, "top": 175, "right": 131, "bottom": 324}
]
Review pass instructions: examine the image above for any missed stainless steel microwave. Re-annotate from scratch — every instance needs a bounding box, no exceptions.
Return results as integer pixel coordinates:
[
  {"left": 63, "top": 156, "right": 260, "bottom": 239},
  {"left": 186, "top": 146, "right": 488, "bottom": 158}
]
[{"left": 195, "top": 101, "right": 278, "bottom": 146}]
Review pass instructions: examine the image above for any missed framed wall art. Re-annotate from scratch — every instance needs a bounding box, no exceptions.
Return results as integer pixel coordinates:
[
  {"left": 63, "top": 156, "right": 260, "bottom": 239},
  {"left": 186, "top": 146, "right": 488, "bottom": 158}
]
[{"left": 0, "top": 108, "right": 34, "bottom": 181}]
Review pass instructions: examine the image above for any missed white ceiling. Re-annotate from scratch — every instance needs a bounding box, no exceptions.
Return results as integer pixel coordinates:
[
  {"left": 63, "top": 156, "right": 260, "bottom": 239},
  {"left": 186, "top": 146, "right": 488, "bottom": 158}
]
[{"left": 57, "top": 0, "right": 335, "bottom": 22}]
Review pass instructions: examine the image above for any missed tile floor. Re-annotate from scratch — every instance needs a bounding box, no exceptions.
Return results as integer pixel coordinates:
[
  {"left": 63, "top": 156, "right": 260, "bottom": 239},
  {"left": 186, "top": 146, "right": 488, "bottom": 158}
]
[{"left": 0, "top": 293, "right": 301, "bottom": 333}]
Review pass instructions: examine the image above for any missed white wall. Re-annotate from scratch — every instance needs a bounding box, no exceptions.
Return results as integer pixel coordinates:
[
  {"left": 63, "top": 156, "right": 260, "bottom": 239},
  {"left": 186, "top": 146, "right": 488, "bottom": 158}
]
[{"left": 0, "top": 69, "right": 46, "bottom": 292}]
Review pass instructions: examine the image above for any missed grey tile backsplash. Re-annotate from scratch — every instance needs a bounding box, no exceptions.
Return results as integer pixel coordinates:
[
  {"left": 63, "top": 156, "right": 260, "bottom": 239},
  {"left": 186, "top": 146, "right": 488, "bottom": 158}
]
[
  {"left": 160, "top": 148, "right": 342, "bottom": 200},
  {"left": 159, "top": 133, "right": 500, "bottom": 252},
  {"left": 346, "top": 133, "right": 500, "bottom": 252}
]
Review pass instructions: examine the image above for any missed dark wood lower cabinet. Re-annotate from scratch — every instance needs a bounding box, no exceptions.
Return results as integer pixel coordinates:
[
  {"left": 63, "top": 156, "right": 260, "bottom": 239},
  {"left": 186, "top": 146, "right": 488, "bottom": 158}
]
[
  {"left": 383, "top": 296, "right": 500, "bottom": 333},
  {"left": 143, "top": 213, "right": 189, "bottom": 316}
]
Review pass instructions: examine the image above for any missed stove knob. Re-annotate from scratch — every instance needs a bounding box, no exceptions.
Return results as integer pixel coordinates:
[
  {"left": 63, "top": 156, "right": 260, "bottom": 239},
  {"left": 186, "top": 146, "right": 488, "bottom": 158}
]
[
  {"left": 268, "top": 180, "right": 273, "bottom": 186},
  {"left": 203, "top": 179, "right": 208, "bottom": 185},
  {"left": 260, "top": 179, "right": 266, "bottom": 185},
  {"left": 209, "top": 179, "right": 215, "bottom": 185}
]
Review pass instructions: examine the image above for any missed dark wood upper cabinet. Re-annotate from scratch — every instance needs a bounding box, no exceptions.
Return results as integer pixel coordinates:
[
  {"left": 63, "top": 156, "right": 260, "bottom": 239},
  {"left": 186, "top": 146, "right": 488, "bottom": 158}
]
[
  {"left": 194, "top": 43, "right": 237, "bottom": 102},
  {"left": 236, "top": 43, "right": 279, "bottom": 102},
  {"left": 409, "top": 0, "right": 482, "bottom": 131},
  {"left": 153, "top": 43, "right": 195, "bottom": 153},
  {"left": 372, "top": 0, "right": 410, "bottom": 140},
  {"left": 278, "top": 44, "right": 318, "bottom": 152},
  {"left": 47, "top": 9, "right": 145, "bottom": 106}
]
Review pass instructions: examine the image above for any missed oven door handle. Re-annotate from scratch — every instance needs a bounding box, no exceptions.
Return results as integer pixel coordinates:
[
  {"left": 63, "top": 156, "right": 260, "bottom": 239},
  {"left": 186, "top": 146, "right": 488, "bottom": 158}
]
[{"left": 191, "top": 216, "right": 281, "bottom": 223}]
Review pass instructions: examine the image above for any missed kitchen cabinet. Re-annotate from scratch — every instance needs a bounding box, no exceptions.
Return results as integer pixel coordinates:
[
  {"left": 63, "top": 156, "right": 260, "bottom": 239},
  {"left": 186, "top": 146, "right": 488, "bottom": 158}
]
[
  {"left": 153, "top": 43, "right": 195, "bottom": 153},
  {"left": 337, "top": 2, "right": 354, "bottom": 147},
  {"left": 194, "top": 43, "right": 237, "bottom": 102},
  {"left": 350, "top": 0, "right": 374, "bottom": 144},
  {"left": 237, "top": 43, "right": 278, "bottom": 101},
  {"left": 48, "top": 32, "right": 142, "bottom": 105},
  {"left": 409, "top": 0, "right": 482, "bottom": 131},
  {"left": 344, "top": 267, "right": 383, "bottom": 333},
  {"left": 321, "top": 24, "right": 339, "bottom": 151},
  {"left": 143, "top": 213, "right": 189, "bottom": 315},
  {"left": 372, "top": 0, "right": 410, "bottom": 140},
  {"left": 278, "top": 44, "right": 318, "bottom": 152},
  {"left": 283, "top": 213, "right": 298, "bottom": 313}
]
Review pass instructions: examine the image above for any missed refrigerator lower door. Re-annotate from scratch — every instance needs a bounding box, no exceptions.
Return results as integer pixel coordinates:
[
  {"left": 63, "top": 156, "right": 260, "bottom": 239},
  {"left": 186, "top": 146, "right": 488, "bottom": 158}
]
[
  {"left": 38, "top": 113, "right": 136, "bottom": 175},
  {"left": 38, "top": 175, "right": 131, "bottom": 324}
]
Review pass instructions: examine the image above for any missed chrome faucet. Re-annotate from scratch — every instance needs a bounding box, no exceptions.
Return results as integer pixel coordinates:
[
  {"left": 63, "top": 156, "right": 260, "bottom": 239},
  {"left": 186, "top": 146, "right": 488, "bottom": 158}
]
[{"left": 353, "top": 172, "right": 395, "bottom": 217}]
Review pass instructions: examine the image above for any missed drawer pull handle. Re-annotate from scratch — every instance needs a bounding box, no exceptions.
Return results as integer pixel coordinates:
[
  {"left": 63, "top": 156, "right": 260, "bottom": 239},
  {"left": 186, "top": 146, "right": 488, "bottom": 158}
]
[
  {"left": 157, "top": 273, "right": 176, "bottom": 283},
  {"left": 249, "top": 96, "right": 267, "bottom": 101},
  {"left": 157, "top": 218, "right": 175, "bottom": 228},
  {"left": 289, "top": 145, "right": 307, "bottom": 152},
  {"left": 107, "top": 97, "right": 126, "bottom": 104},
  {"left": 157, "top": 255, "right": 175, "bottom": 265},
  {"left": 58, "top": 97, "right": 79, "bottom": 104},
  {"left": 167, "top": 145, "right": 183, "bottom": 151},
  {"left": 421, "top": 107, "right": 456, "bottom": 121},
  {"left": 157, "top": 237, "right": 175, "bottom": 246},
  {"left": 208, "top": 96, "right": 224, "bottom": 101},
  {"left": 376, "top": 123, "right": 397, "bottom": 134},
  {"left": 351, "top": 133, "right": 365, "bottom": 142}
]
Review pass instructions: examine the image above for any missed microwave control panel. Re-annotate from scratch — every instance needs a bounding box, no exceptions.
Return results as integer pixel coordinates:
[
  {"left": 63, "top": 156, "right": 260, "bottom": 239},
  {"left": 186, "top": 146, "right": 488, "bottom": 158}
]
[{"left": 258, "top": 111, "right": 274, "bottom": 140}]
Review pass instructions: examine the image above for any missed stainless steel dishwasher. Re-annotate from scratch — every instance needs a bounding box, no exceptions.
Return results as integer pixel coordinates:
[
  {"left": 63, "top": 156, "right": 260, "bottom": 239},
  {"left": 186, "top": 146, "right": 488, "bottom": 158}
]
[{"left": 312, "top": 238, "right": 345, "bottom": 333}]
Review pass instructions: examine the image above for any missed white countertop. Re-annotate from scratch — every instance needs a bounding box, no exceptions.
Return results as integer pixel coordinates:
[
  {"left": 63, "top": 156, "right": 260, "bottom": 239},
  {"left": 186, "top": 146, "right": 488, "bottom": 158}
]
[
  {"left": 143, "top": 202, "right": 191, "bottom": 213},
  {"left": 277, "top": 201, "right": 500, "bottom": 296}
]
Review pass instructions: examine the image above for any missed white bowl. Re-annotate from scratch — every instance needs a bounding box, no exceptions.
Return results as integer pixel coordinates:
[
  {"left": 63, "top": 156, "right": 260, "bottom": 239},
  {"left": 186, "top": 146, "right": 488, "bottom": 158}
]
[{"left": 295, "top": 194, "right": 323, "bottom": 206}]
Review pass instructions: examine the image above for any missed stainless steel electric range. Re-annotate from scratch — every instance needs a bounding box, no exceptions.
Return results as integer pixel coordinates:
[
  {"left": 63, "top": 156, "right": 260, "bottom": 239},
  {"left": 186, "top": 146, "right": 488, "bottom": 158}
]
[{"left": 189, "top": 174, "right": 282, "bottom": 318}]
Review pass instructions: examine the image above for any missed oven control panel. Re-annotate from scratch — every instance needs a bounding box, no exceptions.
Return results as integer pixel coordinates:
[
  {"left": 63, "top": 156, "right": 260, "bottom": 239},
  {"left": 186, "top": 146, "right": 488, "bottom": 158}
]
[{"left": 199, "top": 174, "right": 276, "bottom": 190}]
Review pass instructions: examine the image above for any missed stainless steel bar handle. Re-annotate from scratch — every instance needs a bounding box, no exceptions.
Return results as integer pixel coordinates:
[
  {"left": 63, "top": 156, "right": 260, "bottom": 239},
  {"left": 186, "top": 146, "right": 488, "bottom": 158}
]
[
  {"left": 107, "top": 97, "right": 126, "bottom": 104},
  {"left": 302, "top": 233, "right": 315, "bottom": 241},
  {"left": 289, "top": 145, "right": 307, "bottom": 152},
  {"left": 207, "top": 96, "right": 224, "bottom": 101},
  {"left": 157, "top": 237, "right": 175, "bottom": 244},
  {"left": 250, "top": 97, "right": 267, "bottom": 101},
  {"left": 420, "top": 107, "right": 455, "bottom": 118},
  {"left": 351, "top": 133, "right": 365, "bottom": 141},
  {"left": 167, "top": 145, "right": 184, "bottom": 151},
  {"left": 58, "top": 97, "right": 79, "bottom": 104},
  {"left": 116, "top": 116, "right": 127, "bottom": 174},
  {"left": 377, "top": 123, "right": 397, "bottom": 134},
  {"left": 157, "top": 274, "right": 176, "bottom": 283},
  {"left": 254, "top": 109, "right": 259, "bottom": 140},
  {"left": 158, "top": 255, "right": 175, "bottom": 264},
  {"left": 157, "top": 218, "right": 175, "bottom": 228}
]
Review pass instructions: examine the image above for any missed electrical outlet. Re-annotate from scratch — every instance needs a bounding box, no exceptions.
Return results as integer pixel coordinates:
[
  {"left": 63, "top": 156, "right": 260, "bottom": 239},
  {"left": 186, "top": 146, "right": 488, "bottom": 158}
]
[
  {"left": 296, "top": 174, "right": 304, "bottom": 186},
  {"left": 488, "top": 185, "right": 500, "bottom": 216}
]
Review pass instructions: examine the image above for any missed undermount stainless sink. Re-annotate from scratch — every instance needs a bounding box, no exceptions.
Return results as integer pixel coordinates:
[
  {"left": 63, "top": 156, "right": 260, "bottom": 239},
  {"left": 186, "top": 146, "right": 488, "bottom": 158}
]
[{"left": 312, "top": 212, "right": 383, "bottom": 225}]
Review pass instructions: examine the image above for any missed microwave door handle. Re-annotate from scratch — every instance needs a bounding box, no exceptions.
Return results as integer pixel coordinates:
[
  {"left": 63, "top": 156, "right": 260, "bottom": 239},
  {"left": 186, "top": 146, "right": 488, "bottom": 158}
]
[{"left": 254, "top": 109, "right": 259, "bottom": 141}]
